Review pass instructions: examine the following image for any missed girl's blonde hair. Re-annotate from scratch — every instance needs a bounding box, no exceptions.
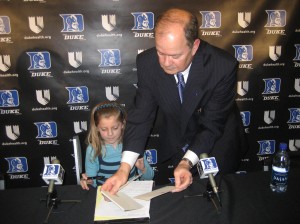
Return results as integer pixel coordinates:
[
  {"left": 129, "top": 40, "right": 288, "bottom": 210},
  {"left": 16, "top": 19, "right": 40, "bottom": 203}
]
[{"left": 86, "top": 101, "right": 126, "bottom": 161}]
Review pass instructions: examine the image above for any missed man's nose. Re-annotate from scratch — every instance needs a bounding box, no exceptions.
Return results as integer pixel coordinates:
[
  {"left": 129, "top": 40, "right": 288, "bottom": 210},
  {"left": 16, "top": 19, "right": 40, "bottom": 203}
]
[{"left": 162, "top": 56, "right": 172, "bottom": 66}]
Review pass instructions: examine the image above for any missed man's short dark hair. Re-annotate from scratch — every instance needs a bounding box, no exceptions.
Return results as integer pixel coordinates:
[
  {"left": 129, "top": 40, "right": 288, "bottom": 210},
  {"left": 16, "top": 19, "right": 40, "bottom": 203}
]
[{"left": 155, "top": 8, "right": 199, "bottom": 48}]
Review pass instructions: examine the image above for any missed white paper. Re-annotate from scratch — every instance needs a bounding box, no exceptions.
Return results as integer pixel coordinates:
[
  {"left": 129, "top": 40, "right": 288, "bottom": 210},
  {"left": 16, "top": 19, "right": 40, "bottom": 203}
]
[
  {"left": 94, "top": 180, "right": 154, "bottom": 221},
  {"left": 134, "top": 185, "right": 175, "bottom": 201},
  {"left": 101, "top": 191, "right": 143, "bottom": 211}
]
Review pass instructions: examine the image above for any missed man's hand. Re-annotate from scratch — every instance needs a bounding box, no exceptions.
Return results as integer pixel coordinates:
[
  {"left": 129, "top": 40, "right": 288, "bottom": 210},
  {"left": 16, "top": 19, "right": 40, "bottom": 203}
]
[
  {"left": 172, "top": 159, "right": 193, "bottom": 193},
  {"left": 101, "top": 162, "right": 131, "bottom": 194}
]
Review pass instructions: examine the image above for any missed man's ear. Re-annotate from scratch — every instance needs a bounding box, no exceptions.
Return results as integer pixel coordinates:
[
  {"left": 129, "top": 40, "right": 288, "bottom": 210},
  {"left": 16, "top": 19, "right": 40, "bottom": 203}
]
[{"left": 192, "top": 39, "right": 200, "bottom": 55}]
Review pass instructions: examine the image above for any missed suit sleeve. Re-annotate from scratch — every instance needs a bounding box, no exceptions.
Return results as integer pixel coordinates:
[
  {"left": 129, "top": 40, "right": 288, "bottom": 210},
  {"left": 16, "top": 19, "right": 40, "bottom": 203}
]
[
  {"left": 123, "top": 51, "right": 158, "bottom": 155},
  {"left": 189, "top": 56, "right": 238, "bottom": 155}
]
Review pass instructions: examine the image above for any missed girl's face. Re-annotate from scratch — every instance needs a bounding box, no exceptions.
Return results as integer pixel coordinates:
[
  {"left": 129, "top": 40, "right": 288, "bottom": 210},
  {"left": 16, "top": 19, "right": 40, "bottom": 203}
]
[{"left": 97, "top": 114, "right": 124, "bottom": 147}]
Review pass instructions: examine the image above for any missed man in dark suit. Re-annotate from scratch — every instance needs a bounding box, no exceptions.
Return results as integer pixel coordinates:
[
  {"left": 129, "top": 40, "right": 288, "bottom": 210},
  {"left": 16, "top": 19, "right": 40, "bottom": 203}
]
[{"left": 102, "top": 8, "right": 247, "bottom": 194}]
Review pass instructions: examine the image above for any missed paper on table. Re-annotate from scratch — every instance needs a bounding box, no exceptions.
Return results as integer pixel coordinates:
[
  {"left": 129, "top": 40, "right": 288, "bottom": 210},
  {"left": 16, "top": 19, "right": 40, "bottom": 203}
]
[
  {"left": 119, "top": 173, "right": 142, "bottom": 191},
  {"left": 101, "top": 191, "right": 143, "bottom": 211},
  {"left": 134, "top": 186, "right": 175, "bottom": 201},
  {"left": 94, "top": 180, "right": 154, "bottom": 222}
]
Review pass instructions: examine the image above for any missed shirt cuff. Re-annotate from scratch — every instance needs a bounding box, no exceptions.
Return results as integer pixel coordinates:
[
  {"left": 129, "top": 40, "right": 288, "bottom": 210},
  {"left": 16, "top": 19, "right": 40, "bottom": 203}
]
[
  {"left": 183, "top": 150, "right": 199, "bottom": 166},
  {"left": 121, "top": 151, "right": 140, "bottom": 169}
]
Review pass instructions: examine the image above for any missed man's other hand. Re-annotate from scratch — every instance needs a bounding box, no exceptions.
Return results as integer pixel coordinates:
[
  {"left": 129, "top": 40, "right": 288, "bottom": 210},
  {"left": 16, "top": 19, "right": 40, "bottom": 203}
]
[{"left": 172, "top": 159, "right": 193, "bottom": 192}]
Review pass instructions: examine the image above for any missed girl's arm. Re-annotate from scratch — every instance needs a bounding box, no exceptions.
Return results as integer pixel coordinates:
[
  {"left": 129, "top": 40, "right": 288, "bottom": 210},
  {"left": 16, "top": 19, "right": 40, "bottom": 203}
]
[{"left": 135, "top": 154, "right": 154, "bottom": 180}]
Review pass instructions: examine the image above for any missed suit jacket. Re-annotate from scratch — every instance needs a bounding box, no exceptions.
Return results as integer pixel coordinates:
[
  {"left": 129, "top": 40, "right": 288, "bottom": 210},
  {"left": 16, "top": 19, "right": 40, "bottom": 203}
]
[{"left": 123, "top": 40, "right": 248, "bottom": 174}]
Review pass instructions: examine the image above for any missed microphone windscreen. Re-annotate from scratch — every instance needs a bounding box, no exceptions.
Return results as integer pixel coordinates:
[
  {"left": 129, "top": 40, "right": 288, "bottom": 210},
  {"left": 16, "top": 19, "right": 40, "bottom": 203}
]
[
  {"left": 198, "top": 153, "right": 219, "bottom": 179},
  {"left": 42, "top": 159, "right": 65, "bottom": 185}
]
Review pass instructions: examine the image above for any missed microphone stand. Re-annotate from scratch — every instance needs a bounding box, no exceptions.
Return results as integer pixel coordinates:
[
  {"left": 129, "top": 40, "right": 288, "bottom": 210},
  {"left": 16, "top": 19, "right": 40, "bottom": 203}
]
[
  {"left": 186, "top": 163, "right": 223, "bottom": 214},
  {"left": 203, "top": 181, "right": 222, "bottom": 214},
  {"left": 40, "top": 187, "right": 81, "bottom": 224},
  {"left": 198, "top": 155, "right": 223, "bottom": 213},
  {"left": 184, "top": 180, "right": 222, "bottom": 214}
]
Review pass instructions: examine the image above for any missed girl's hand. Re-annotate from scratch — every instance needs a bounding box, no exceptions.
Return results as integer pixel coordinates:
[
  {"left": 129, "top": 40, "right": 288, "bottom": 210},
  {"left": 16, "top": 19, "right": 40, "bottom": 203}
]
[
  {"left": 80, "top": 173, "right": 93, "bottom": 190},
  {"left": 135, "top": 157, "right": 146, "bottom": 173}
]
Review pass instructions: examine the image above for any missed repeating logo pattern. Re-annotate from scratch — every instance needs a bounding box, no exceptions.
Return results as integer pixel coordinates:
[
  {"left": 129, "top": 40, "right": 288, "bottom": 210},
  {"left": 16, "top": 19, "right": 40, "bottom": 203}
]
[
  {"left": 238, "top": 12, "right": 251, "bottom": 28},
  {"left": 257, "top": 140, "right": 276, "bottom": 155},
  {"left": 294, "top": 44, "right": 300, "bottom": 61},
  {"left": 287, "top": 108, "right": 300, "bottom": 123},
  {"left": 27, "top": 51, "right": 51, "bottom": 70},
  {"left": 102, "top": 14, "right": 116, "bottom": 31},
  {"left": 60, "top": 14, "right": 84, "bottom": 32},
  {"left": 34, "top": 121, "right": 57, "bottom": 138},
  {"left": 68, "top": 51, "right": 82, "bottom": 68},
  {"left": 98, "top": 49, "right": 121, "bottom": 67},
  {"left": 0, "top": 90, "right": 19, "bottom": 107},
  {"left": 295, "top": 78, "right": 300, "bottom": 93},
  {"left": 105, "top": 86, "right": 119, "bottom": 101},
  {"left": 264, "top": 110, "right": 275, "bottom": 124},
  {"left": 269, "top": 46, "right": 281, "bottom": 61},
  {"left": 265, "top": 10, "right": 286, "bottom": 27},
  {"left": 73, "top": 121, "right": 87, "bottom": 133},
  {"left": 237, "top": 81, "right": 249, "bottom": 96},
  {"left": 262, "top": 78, "right": 281, "bottom": 94},
  {"left": 28, "top": 16, "right": 44, "bottom": 34},
  {"left": 289, "top": 139, "right": 300, "bottom": 151},
  {"left": 0, "top": 2, "right": 299, "bottom": 187},
  {"left": 36, "top": 89, "right": 50, "bottom": 106},
  {"left": 66, "top": 86, "right": 89, "bottom": 104},
  {"left": 5, "top": 125, "right": 20, "bottom": 140},
  {"left": 0, "top": 55, "right": 11, "bottom": 72},
  {"left": 0, "top": 16, "right": 11, "bottom": 34},
  {"left": 233, "top": 45, "right": 253, "bottom": 61},
  {"left": 145, "top": 149, "right": 157, "bottom": 165},
  {"left": 200, "top": 11, "right": 221, "bottom": 28},
  {"left": 241, "top": 111, "right": 251, "bottom": 126},
  {"left": 5, "top": 157, "right": 28, "bottom": 173},
  {"left": 131, "top": 12, "right": 154, "bottom": 30}
]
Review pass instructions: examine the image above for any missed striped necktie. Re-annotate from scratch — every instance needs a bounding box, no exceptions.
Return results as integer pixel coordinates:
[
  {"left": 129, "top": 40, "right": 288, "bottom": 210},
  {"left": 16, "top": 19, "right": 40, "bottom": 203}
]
[{"left": 176, "top": 73, "right": 185, "bottom": 103}]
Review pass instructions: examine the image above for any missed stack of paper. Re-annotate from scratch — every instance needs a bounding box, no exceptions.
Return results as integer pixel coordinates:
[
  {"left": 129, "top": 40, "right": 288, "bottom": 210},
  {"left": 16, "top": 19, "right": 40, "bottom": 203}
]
[{"left": 94, "top": 180, "right": 154, "bottom": 222}]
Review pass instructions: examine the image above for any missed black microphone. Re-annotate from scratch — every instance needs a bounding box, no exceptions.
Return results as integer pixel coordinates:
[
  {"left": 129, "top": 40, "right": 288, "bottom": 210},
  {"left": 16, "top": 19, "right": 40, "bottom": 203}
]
[
  {"left": 199, "top": 153, "right": 221, "bottom": 206},
  {"left": 42, "top": 159, "right": 65, "bottom": 195}
]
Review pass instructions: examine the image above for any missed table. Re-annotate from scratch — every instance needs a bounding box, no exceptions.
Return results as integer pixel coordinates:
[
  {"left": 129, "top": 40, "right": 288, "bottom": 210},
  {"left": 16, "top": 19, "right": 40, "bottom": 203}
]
[
  {"left": 150, "top": 169, "right": 300, "bottom": 224},
  {"left": 0, "top": 169, "right": 299, "bottom": 224}
]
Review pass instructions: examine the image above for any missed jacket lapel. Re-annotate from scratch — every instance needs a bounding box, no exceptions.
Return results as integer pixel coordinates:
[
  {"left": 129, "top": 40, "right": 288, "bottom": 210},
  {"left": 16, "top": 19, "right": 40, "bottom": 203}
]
[
  {"left": 157, "top": 70, "right": 182, "bottom": 114},
  {"left": 181, "top": 45, "right": 207, "bottom": 135}
]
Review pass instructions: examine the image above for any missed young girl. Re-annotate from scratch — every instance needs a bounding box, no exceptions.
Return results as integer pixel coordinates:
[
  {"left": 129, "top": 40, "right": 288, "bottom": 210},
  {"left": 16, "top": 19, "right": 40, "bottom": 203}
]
[{"left": 80, "top": 101, "right": 154, "bottom": 190}]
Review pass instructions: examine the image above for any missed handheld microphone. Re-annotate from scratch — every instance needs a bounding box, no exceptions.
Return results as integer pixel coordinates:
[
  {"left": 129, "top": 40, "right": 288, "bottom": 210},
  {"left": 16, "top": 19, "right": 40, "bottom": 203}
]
[
  {"left": 42, "top": 159, "right": 65, "bottom": 195},
  {"left": 198, "top": 153, "right": 221, "bottom": 206}
]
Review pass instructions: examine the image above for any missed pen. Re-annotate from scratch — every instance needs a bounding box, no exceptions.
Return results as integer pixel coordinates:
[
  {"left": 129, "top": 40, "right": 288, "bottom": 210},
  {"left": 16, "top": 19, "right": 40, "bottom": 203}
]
[
  {"left": 87, "top": 176, "right": 104, "bottom": 180},
  {"left": 81, "top": 176, "right": 104, "bottom": 181},
  {"left": 119, "top": 173, "right": 142, "bottom": 191}
]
